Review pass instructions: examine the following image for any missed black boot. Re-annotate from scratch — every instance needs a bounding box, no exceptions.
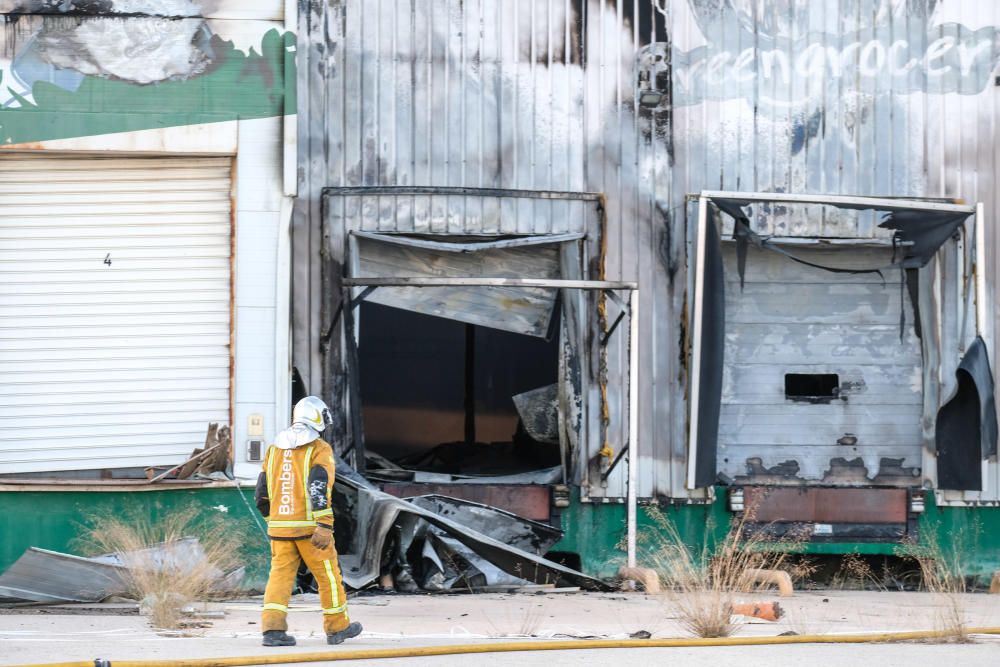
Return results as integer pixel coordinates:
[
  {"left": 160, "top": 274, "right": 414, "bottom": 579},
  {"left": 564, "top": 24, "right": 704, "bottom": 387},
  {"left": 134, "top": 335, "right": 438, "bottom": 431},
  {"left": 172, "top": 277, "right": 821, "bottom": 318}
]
[
  {"left": 326, "top": 622, "right": 363, "bottom": 645},
  {"left": 262, "top": 630, "right": 297, "bottom": 647}
]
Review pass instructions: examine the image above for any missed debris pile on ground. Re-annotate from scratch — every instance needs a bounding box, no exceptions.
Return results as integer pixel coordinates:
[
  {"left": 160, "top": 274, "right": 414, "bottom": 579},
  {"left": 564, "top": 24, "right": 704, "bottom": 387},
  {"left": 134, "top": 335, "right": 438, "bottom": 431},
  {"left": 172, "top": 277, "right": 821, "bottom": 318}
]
[{"left": 331, "top": 457, "right": 609, "bottom": 594}]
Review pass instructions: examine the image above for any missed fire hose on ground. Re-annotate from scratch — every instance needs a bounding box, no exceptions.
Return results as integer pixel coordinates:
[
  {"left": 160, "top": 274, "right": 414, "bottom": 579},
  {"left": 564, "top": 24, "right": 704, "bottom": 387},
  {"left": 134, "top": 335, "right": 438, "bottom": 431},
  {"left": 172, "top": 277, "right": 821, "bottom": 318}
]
[{"left": 16, "top": 627, "right": 1000, "bottom": 667}]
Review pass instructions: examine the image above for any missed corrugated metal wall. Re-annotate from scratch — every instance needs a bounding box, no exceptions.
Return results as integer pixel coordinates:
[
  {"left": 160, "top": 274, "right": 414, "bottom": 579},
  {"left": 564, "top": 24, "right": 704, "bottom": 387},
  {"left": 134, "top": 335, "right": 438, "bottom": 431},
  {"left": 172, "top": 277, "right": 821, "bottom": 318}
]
[
  {"left": 669, "top": 1, "right": 1000, "bottom": 234},
  {"left": 667, "top": 0, "right": 1000, "bottom": 501},
  {"left": 298, "top": 0, "right": 680, "bottom": 499},
  {"left": 297, "top": 1, "right": 1000, "bottom": 500}
]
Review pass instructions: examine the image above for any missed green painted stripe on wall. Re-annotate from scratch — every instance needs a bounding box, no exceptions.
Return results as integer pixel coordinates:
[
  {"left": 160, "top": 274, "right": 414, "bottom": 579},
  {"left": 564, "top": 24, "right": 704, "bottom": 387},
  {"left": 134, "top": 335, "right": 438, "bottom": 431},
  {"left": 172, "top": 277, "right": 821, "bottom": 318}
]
[{"left": 0, "top": 30, "right": 294, "bottom": 146}]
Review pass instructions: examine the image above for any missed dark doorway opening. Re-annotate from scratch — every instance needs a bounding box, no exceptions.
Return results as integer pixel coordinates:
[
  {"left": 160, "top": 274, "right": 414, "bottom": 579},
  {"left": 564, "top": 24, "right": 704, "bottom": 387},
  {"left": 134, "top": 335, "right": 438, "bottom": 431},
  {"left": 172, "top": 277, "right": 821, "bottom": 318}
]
[{"left": 358, "top": 302, "right": 561, "bottom": 477}]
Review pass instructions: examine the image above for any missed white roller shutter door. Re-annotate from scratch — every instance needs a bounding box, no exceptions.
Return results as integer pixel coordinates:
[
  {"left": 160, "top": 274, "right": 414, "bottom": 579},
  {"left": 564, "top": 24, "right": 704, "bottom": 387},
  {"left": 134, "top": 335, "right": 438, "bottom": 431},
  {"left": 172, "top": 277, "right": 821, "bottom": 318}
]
[{"left": 0, "top": 155, "right": 232, "bottom": 474}]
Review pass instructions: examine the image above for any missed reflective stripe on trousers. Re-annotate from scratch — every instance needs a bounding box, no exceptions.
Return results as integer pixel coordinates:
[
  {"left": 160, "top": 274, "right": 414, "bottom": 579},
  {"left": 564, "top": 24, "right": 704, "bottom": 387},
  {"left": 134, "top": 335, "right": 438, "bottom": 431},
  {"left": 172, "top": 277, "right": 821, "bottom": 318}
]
[{"left": 262, "top": 538, "right": 350, "bottom": 634}]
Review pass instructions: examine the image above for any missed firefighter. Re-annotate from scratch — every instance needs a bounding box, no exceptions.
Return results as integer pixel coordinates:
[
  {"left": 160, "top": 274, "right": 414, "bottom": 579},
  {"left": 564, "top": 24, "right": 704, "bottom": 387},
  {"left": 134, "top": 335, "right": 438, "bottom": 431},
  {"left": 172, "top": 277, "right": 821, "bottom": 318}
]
[{"left": 254, "top": 396, "right": 363, "bottom": 647}]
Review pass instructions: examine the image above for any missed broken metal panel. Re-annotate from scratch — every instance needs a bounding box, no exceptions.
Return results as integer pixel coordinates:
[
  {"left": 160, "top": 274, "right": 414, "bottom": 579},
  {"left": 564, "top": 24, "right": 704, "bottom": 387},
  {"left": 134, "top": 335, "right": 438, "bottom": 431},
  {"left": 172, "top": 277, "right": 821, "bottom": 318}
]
[
  {"left": 334, "top": 475, "right": 609, "bottom": 591},
  {"left": 690, "top": 210, "right": 724, "bottom": 488},
  {"left": 512, "top": 384, "right": 560, "bottom": 445},
  {"left": 0, "top": 548, "right": 128, "bottom": 603},
  {"left": 351, "top": 234, "right": 562, "bottom": 337},
  {"left": 406, "top": 495, "right": 562, "bottom": 555},
  {"left": 351, "top": 230, "right": 585, "bottom": 252},
  {"left": 0, "top": 537, "right": 239, "bottom": 604},
  {"left": 937, "top": 337, "right": 998, "bottom": 491},
  {"left": 719, "top": 245, "right": 925, "bottom": 486},
  {"left": 422, "top": 532, "right": 529, "bottom": 589},
  {"left": 713, "top": 198, "right": 974, "bottom": 294}
]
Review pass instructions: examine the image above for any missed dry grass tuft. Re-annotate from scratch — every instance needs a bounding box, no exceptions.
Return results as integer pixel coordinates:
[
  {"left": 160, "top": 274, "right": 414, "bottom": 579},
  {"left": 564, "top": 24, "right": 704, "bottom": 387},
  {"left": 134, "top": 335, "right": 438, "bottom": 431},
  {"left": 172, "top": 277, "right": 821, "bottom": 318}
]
[
  {"left": 784, "top": 556, "right": 819, "bottom": 587},
  {"left": 484, "top": 599, "right": 550, "bottom": 638},
  {"left": 831, "top": 553, "right": 886, "bottom": 591},
  {"left": 644, "top": 504, "right": 806, "bottom": 638},
  {"left": 898, "top": 530, "right": 973, "bottom": 643},
  {"left": 78, "top": 507, "right": 244, "bottom": 629}
]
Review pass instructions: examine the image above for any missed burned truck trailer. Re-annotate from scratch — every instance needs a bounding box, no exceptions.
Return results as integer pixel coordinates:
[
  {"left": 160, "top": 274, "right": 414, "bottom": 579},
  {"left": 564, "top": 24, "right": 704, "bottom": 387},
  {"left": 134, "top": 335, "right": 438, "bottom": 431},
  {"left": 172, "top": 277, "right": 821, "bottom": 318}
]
[{"left": 293, "top": 0, "right": 1000, "bottom": 578}]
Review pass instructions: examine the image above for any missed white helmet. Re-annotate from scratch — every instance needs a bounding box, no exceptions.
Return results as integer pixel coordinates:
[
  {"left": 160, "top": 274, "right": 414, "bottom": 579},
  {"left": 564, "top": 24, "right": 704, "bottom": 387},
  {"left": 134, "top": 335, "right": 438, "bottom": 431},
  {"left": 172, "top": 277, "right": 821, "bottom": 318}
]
[
  {"left": 274, "top": 396, "right": 332, "bottom": 449},
  {"left": 293, "top": 396, "right": 332, "bottom": 431}
]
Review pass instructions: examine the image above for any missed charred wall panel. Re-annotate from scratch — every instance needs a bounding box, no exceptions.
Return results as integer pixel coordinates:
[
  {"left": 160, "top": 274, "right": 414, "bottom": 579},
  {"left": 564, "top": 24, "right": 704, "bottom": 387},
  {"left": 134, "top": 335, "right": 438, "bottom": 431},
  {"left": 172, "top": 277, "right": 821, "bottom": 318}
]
[
  {"left": 298, "top": 1, "right": 680, "bottom": 499},
  {"left": 297, "top": 0, "right": 1000, "bottom": 500},
  {"left": 352, "top": 235, "right": 562, "bottom": 337},
  {"left": 668, "top": 0, "right": 1000, "bottom": 501}
]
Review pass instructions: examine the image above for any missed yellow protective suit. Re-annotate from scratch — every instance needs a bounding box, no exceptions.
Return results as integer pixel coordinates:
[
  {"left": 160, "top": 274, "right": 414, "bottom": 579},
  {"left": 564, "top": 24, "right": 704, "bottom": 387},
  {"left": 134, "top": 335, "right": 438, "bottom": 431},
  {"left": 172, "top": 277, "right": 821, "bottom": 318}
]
[{"left": 255, "top": 438, "right": 350, "bottom": 634}]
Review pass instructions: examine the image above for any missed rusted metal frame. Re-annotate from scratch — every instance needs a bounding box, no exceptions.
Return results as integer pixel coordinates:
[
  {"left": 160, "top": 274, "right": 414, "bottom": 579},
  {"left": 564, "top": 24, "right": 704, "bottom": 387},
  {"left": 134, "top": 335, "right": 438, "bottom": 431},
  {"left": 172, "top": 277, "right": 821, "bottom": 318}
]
[
  {"left": 694, "top": 191, "right": 976, "bottom": 214},
  {"left": 318, "top": 189, "right": 342, "bottom": 449},
  {"left": 342, "top": 277, "right": 637, "bottom": 289},
  {"left": 348, "top": 285, "right": 379, "bottom": 306},
  {"left": 323, "top": 185, "right": 603, "bottom": 201},
  {"left": 351, "top": 230, "right": 586, "bottom": 250},
  {"left": 558, "top": 240, "right": 586, "bottom": 489}
]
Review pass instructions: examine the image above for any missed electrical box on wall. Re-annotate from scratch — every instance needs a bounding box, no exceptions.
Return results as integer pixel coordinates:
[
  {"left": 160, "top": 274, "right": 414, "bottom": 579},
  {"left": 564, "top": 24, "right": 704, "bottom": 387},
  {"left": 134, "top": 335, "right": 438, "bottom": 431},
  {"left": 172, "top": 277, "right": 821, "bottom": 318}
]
[
  {"left": 247, "top": 438, "right": 265, "bottom": 462},
  {"left": 248, "top": 413, "right": 264, "bottom": 436},
  {"left": 247, "top": 414, "right": 265, "bottom": 461}
]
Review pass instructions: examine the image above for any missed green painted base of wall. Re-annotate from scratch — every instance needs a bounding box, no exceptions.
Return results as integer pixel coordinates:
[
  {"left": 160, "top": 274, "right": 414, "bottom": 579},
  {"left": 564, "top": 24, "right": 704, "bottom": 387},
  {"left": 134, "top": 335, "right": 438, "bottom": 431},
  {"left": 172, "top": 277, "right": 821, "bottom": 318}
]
[
  {"left": 0, "top": 485, "right": 271, "bottom": 590},
  {"left": 552, "top": 488, "right": 1000, "bottom": 581},
  {"left": 1, "top": 486, "right": 997, "bottom": 590}
]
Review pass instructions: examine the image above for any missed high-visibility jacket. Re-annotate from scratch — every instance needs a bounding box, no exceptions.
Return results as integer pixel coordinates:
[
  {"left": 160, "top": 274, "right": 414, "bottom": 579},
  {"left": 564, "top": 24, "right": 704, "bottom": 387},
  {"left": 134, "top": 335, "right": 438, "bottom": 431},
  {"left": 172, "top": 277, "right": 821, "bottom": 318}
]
[{"left": 254, "top": 438, "right": 335, "bottom": 539}]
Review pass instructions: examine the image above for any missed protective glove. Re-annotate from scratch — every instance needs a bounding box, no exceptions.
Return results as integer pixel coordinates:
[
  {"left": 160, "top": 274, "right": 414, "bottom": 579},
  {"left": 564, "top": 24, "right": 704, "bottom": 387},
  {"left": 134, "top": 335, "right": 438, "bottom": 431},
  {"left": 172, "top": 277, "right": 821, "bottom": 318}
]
[{"left": 310, "top": 524, "right": 333, "bottom": 549}]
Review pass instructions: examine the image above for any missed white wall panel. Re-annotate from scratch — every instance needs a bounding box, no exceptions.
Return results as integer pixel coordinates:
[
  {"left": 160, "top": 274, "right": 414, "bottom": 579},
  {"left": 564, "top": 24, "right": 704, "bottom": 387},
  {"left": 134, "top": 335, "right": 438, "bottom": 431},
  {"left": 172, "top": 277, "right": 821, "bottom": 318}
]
[{"left": 232, "top": 116, "right": 285, "bottom": 479}]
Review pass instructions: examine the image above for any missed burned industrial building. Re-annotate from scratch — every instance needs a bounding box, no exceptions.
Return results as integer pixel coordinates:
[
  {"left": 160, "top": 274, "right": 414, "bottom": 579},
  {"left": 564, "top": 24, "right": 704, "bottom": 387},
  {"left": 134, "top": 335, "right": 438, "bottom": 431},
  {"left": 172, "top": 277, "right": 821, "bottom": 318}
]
[{"left": 1, "top": 0, "right": 999, "bottom": 598}]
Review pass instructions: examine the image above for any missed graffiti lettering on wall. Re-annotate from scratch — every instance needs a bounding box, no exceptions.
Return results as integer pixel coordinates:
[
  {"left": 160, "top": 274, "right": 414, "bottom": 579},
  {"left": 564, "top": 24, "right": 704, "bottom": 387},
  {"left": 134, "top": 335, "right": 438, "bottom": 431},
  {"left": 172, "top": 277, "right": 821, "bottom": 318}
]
[
  {"left": 673, "top": 26, "right": 999, "bottom": 106},
  {"left": 665, "top": 0, "right": 1000, "bottom": 107}
]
